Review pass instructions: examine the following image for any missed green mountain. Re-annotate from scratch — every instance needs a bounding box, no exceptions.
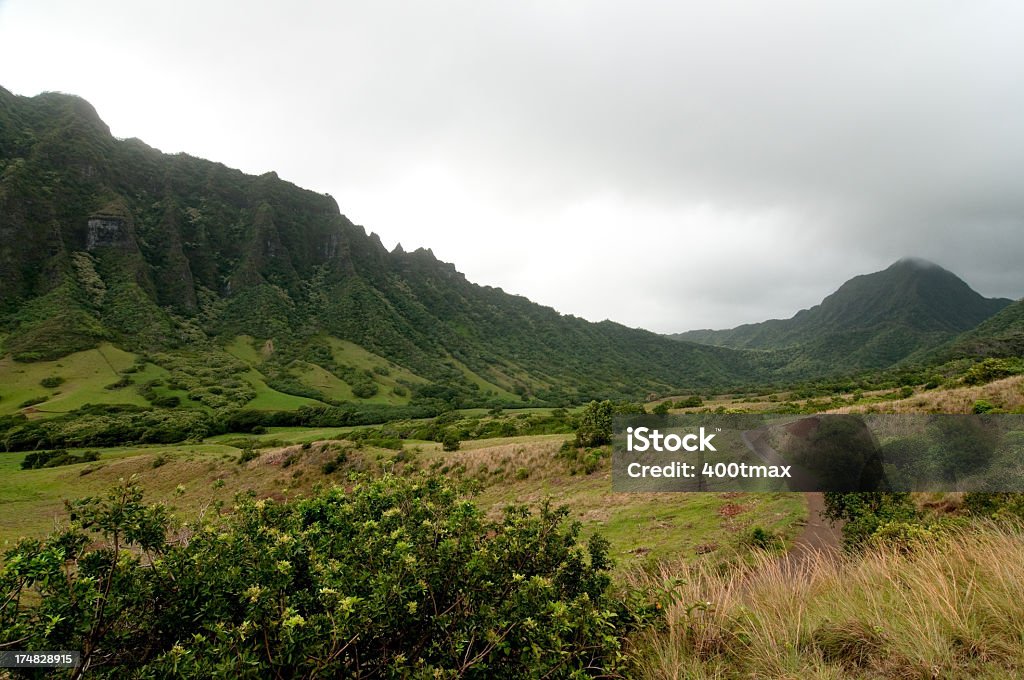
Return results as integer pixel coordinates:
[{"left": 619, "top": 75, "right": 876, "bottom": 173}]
[
  {"left": 929, "top": 298, "right": 1024, "bottom": 361},
  {"left": 672, "top": 258, "right": 1012, "bottom": 377},
  {"left": 0, "top": 86, "right": 760, "bottom": 411}
]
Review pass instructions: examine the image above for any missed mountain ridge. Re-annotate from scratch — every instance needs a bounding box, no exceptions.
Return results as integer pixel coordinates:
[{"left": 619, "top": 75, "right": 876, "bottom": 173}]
[
  {"left": 0, "top": 86, "right": 761, "bottom": 406},
  {"left": 671, "top": 258, "right": 1012, "bottom": 376}
]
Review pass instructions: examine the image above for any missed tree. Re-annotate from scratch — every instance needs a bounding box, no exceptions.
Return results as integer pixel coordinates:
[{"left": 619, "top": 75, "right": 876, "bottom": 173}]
[
  {"left": 575, "top": 400, "right": 614, "bottom": 447},
  {"left": 442, "top": 430, "right": 461, "bottom": 452}
]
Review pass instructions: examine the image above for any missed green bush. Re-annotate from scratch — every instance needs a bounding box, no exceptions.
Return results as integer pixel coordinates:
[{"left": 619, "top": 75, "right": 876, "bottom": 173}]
[
  {"left": 238, "top": 447, "right": 259, "bottom": 464},
  {"left": 973, "top": 399, "right": 997, "bottom": 414},
  {"left": 748, "top": 526, "right": 784, "bottom": 551},
  {"left": 442, "top": 431, "right": 461, "bottom": 452},
  {"left": 20, "top": 449, "right": 101, "bottom": 470},
  {"left": 824, "top": 492, "right": 918, "bottom": 550},
  {"left": 0, "top": 477, "right": 628, "bottom": 678},
  {"left": 39, "top": 376, "right": 64, "bottom": 389},
  {"left": 962, "top": 358, "right": 1022, "bottom": 386}
]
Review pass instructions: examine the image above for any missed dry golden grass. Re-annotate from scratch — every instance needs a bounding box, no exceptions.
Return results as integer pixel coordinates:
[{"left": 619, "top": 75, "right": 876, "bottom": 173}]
[
  {"left": 627, "top": 522, "right": 1024, "bottom": 679},
  {"left": 829, "top": 375, "right": 1024, "bottom": 414}
]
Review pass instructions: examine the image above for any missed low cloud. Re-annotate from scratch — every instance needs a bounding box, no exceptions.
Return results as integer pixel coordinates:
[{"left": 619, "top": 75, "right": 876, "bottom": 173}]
[{"left": 2, "top": 0, "right": 1021, "bottom": 332}]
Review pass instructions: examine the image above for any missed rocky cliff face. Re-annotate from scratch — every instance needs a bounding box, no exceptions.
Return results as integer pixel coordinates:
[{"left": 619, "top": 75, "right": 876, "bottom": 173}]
[{"left": 0, "top": 86, "right": 757, "bottom": 399}]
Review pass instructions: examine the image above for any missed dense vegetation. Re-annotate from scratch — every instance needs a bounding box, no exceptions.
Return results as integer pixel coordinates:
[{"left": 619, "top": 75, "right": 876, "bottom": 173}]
[
  {"left": 672, "top": 258, "right": 1012, "bottom": 377},
  {"left": 0, "top": 86, "right": 764, "bottom": 408},
  {"left": 2, "top": 83, "right": 1024, "bottom": 679},
  {"left": 0, "top": 476, "right": 640, "bottom": 678}
]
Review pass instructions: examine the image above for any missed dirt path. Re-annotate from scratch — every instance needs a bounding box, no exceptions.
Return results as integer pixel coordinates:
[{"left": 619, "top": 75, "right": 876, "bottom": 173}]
[
  {"left": 784, "top": 492, "right": 842, "bottom": 570},
  {"left": 739, "top": 428, "right": 843, "bottom": 570}
]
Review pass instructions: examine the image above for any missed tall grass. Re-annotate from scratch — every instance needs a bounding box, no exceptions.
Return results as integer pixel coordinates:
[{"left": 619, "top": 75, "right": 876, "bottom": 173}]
[
  {"left": 628, "top": 522, "right": 1024, "bottom": 678},
  {"left": 831, "top": 375, "right": 1024, "bottom": 414}
]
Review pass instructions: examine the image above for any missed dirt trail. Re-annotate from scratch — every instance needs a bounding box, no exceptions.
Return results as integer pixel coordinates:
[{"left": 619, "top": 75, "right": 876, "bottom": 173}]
[
  {"left": 783, "top": 492, "right": 842, "bottom": 571},
  {"left": 739, "top": 428, "right": 842, "bottom": 571}
]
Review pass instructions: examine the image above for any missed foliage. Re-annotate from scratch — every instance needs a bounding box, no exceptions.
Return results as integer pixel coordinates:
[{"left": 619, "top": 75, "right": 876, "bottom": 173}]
[
  {"left": 1, "top": 87, "right": 769, "bottom": 413},
  {"left": 961, "top": 357, "right": 1022, "bottom": 385},
  {"left": 574, "top": 400, "right": 614, "bottom": 447},
  {"left": 747, "top": 526, "right": 784, "bottom": 551},
  {"left": 441, "top": 430, "right": 461, "bottom": 452},
  {"left": 19, "top": 448, "right": 100, "bottom": 470},
  {"left": 962, "top": 492, "right": 1024, "bottom": 520},
  {"left": 822, "top": 492, "right": 918, "bottom": 550},
  {"left": 0, "top": 477, "right": 630, "bottom": 678}
]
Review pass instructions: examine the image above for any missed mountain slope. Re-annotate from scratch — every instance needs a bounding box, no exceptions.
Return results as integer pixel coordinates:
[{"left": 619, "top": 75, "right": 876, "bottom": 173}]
[
  {"left": 672, "top": 258, "right": 1012, "bottom": 376},
  {"left": 0, "top": 86, "right": 761, "bottom": 406},
  {"left": 925, "top": 298, "right": 1024, "bottom": 361}
]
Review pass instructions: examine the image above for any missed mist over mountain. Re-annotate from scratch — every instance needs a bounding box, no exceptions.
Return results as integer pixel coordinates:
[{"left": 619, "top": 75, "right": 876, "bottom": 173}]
[
  {"left": 2, "top": 86, "right": 1016, "bottom": 410},
  {"left": 672, "top": 258, "right": 1012, "bottom": 376}
]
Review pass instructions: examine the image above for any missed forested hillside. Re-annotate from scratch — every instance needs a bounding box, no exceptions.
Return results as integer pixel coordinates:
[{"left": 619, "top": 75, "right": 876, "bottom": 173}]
[{"left": 0, "top": 87, "right": 761, "bottom": 408}]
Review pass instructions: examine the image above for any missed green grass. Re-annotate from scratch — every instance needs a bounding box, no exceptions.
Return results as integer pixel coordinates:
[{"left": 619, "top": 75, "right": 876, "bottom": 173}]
[
  {"left": 448, "top": 356, "right": 521, "bottom": 401},
  {"left": 0, "top": 343, "right": 153, "bottom": 416},
  {"left": 0, "top": 443, "right": 240, "bottom": 544},
  {"left": 421, "top": 434, "right": 806, "bottom": 568},
  {"left": 226, "top": 335, "right": 426, "bottom": 405},
  {"left": 224, "top": 335, "right": 266, "bottom": 364},
  {"left": 205, "top": 426, "right": 360, "bottom": 446},
  {"left": 320, "top": 337, "right": 424, "bottom": 403},
  {"left": 0, "top": 429, "right": 807, "bottom": 572},
  {"left": 325, "top": 337, "right": 423, "bottom": 381},
  {"left": 240, "top": 369, "right": 327, "bottom": 410}
]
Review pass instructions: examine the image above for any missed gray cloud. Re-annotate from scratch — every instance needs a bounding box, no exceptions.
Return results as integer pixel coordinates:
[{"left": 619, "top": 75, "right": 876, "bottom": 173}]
[{"left": 2, "top": 0, "right": 1022, "bottom": 332}]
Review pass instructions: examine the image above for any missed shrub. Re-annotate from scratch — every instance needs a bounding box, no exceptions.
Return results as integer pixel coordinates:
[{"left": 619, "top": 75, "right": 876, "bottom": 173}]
[
  {"left": 748, "top": 526, "right": 784, "bottom": 551},
  {"left": 351, "top": 382, "right": 379, "bottom": 399},
  {"left": 20, "top": 449, "right": 101, "bottom": 470},
  {"left": 238, "top": 447, "right": 259, "bottom": 464},
  {"left": 39, "top": 376, "right": 64, "bottom": 389},
  {"left": 824, "top": 492, "right": 918, "bottom": 550},
  {"left": 963, "top": 358, "right": 1021, "bottom": 385},
  {"left": 18, "top": 396, "right": 48, "bottom": 408},
  {"left": 104, "top": 376, "right": 134, "bottom": 390},
  {"left": 973, "top": 399, "right": 997, "bottom": 414},
  {"left": 441, "top": 431, "right": 460, "bottom": 452},
  {"left": 0, "top": 478, "right": 628, "bottom": 678}
]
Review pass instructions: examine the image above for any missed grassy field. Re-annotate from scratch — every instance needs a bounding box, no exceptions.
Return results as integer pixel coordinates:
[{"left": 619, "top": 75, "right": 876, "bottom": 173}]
[
  {"left": 447, "top": 355, "right": 522, "bottom": 401},
  {"left": 0, "top": 430, "right": 807, "bottom": 572},
  {"left": 0, "top": 343, "right": 157, "bottom": 416},
  {"left": 225, "top": 335, "right": 429, "bottom": 405},
  {"left": 627, "top": 523, "right": 1024, "bottom": 679},
  {"left": 240, "top": 368, "right": 326, "bottom": 410}
]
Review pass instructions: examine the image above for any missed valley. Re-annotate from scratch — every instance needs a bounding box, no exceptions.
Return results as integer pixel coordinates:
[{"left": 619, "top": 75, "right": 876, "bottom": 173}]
[{"left": 1, "top": 84, "right": 1023, "bottom": 678}]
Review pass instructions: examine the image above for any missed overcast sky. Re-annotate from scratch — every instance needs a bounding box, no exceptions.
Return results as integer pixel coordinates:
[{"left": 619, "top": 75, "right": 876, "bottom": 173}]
[{"left": 2, "top": 1, "right": 1022, "bottom": 333}]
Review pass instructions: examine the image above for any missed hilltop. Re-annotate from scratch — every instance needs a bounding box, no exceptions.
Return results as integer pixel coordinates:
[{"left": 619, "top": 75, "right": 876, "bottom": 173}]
[{"left": 672, "top": 258, "right": 1012, "bottom": 378}]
